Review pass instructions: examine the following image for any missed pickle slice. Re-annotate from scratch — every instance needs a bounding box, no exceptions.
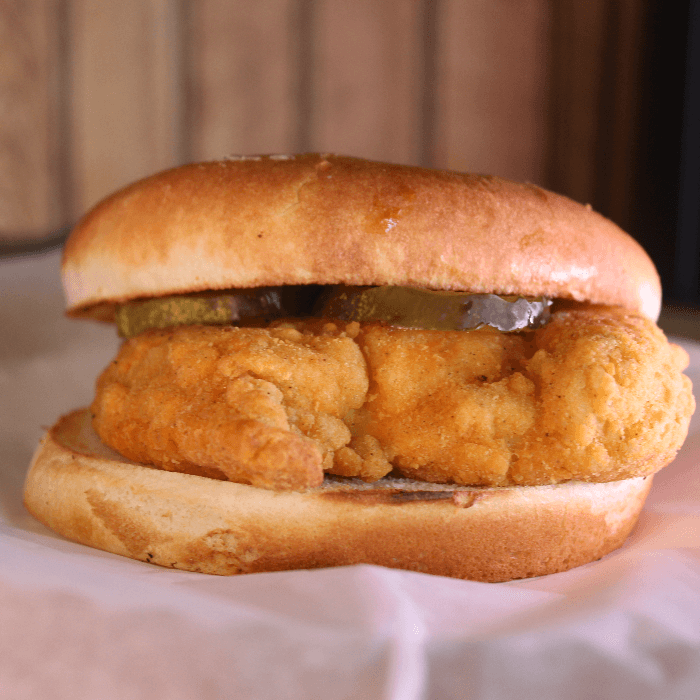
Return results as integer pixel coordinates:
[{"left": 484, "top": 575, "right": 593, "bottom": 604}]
[
  {"left": 116, "top": 288, "right": 291, "bottom": 338},
  {"left": 318, "top": 286, "right": 551, "bottom": 331}
]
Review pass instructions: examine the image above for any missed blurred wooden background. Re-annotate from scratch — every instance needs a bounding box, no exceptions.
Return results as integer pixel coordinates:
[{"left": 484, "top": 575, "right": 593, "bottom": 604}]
[{"left": 0, "top": 0, "right": 696, "bottom": 305}]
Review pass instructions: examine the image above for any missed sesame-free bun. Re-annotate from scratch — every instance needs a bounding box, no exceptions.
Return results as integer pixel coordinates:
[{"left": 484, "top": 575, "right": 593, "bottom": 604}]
[
  {"left": 62, "top": 154, "right": 662, "bottom": 322},
  {"left": 24, "top": 409, "right": 653, "bottom": 582}
]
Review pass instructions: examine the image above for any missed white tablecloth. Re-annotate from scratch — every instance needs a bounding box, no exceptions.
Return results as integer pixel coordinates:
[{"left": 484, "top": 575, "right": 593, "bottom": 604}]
[{"left": 2, "top": 250, "right": 699, "bottom": 700}]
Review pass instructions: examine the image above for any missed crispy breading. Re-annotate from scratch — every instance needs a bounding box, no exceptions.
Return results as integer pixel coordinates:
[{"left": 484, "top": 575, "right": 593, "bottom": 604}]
[
  {"left": 347, "top": 325, "right": 537, "bottom": 485},
  {"left": 508, "top": 307, "right": 695, "bottom": 484},
  {"left": 352, "top": 307, "right": 694, "bottom": 486},
  {"left": 92, "top": 324, "right": 368, "bottom": 490},
  {"left": 92, "top": 307, "right": 694, "bottom": 490}
]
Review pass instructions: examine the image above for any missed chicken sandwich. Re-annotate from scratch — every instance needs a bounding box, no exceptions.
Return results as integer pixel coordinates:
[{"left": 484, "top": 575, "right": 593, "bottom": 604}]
[{"left": 24, "top": 154, "right": 695, "bottom": 581}]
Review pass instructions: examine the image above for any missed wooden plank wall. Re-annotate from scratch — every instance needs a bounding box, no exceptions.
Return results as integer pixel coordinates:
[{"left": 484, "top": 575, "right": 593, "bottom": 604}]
[
  {"left": 69, "top": 0, "right": 184, "bottom": 217},
  {"left": 0, "top": 0, "right": 647, "bottom": 244},
  {"left": 0, "top": 1, "right": 66, "bottom": 239}
]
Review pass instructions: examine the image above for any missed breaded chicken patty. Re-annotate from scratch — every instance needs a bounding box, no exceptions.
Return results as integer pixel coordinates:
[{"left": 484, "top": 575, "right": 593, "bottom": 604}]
[{"left": 91, "top": 306, "right": 694, "bottom": 491}]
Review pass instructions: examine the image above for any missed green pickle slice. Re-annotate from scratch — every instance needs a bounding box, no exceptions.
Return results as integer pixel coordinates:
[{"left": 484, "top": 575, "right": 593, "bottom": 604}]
[
  {"left": 318, "top": 286, "right": 551, "bottom": 331},
  {"left": 115, "top": 288, "right": 289, "bottom": 338},
  {"left": 116, "top": 285, "right": 552, "bottom": 337}
]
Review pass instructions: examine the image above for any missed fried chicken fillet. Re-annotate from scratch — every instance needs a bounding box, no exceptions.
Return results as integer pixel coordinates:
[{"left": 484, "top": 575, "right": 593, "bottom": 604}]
[{"left": 91, "top": 306, "right": 694, "bottom": 491}]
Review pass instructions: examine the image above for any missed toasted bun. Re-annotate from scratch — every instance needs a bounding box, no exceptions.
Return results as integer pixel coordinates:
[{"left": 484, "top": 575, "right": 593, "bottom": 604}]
[
  {"left": 24, "top": 409, "right": 653, "bottom": 582},
  {"left": 62, "top": 154, "right": 662, "bottom": 322}
]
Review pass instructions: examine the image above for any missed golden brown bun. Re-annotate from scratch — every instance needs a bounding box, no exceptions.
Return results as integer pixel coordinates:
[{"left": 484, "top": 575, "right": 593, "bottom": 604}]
[
  {"left": 24, "top": 409, "right": 653, "bottom": 582},
  {"left": 62, "top": 154, "right": 662, "bottom": 322}
]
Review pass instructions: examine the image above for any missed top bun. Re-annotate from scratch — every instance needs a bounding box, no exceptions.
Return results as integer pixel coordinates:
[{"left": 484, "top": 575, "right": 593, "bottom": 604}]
[{"left": 63, "top": 154, "right": 662, "bottom": 321}]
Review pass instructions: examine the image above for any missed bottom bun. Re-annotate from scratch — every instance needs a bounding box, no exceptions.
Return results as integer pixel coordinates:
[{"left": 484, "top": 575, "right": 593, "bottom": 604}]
[{"left": 24, "top": 409, "right": 653, "bottom": 582}]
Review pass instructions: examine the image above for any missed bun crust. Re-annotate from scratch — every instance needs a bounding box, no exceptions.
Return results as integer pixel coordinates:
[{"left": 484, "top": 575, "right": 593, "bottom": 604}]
[
  {"left": 62, "top": 154, "right": 661, "bottom": 321},
  {"left": 24, "top": 409, "right": 653, "bottom": 582}
]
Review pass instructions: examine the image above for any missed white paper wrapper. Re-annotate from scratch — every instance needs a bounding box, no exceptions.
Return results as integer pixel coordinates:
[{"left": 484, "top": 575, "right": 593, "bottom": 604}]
[{"left": 1, "top": 250, "right": 699, "bottom": 700}]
